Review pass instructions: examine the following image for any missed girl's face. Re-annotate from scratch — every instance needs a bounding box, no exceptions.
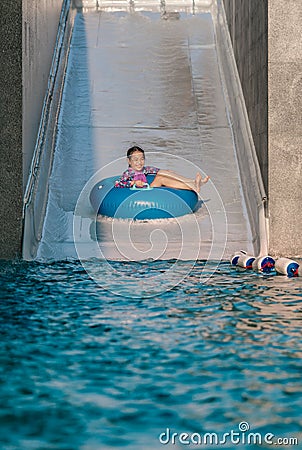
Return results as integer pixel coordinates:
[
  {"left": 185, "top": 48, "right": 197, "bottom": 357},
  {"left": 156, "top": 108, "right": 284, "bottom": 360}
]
[{"left": 128, "top": 151, "right": 145, "bottom": 172}]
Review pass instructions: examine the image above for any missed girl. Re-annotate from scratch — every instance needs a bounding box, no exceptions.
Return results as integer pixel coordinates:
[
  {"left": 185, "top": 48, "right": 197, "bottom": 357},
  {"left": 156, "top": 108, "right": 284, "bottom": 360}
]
[{"left": 114, "top": 146, "right": 210, "bottom": 193}]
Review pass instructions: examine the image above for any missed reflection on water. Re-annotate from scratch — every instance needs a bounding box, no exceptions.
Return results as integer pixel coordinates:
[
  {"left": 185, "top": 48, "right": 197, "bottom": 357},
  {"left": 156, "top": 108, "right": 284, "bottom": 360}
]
[{"left": 0, "top": 260, "right": 302, "bottom": 449}]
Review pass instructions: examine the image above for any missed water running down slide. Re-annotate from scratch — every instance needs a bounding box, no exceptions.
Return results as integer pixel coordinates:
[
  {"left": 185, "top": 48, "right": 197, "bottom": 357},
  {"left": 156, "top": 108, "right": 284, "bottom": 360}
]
[{"left": 27, "top": 1, "right": 266, "bottom": 262}]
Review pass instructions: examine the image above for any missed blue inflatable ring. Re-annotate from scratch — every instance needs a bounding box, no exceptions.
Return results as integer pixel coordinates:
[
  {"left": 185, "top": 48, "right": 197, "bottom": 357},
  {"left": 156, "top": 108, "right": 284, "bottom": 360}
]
[{"left": 90, "top": 175, "right": 199, "bottom": 220}]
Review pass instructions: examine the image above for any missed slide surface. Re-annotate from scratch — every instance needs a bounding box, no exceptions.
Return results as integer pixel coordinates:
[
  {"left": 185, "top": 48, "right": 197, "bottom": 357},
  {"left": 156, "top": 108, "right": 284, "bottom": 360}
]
[{"left": 37, "top": 3, "right": 253, "bottom": 261}]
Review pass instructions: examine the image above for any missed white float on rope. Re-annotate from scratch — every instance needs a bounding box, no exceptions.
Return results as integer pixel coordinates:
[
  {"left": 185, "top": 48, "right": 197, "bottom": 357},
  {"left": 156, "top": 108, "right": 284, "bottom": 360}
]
[{"left": 275, "top": 258, "right": 299, "bottom": 277}]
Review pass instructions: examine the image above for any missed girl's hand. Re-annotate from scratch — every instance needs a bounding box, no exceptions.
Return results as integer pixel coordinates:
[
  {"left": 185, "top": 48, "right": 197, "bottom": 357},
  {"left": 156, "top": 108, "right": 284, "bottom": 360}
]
[{"left": 134, "top": 180, "right": 145, "bottom": 187}]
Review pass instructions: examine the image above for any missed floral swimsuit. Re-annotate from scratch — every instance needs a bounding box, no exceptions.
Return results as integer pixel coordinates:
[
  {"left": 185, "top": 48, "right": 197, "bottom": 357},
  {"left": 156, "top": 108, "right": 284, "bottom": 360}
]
[{"left": 114, "top": 166, "right": 159, "bottom": 188}]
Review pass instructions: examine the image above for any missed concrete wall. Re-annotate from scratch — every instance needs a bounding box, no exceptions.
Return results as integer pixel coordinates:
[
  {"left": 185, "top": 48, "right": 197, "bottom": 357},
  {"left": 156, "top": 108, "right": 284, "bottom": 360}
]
[
  {"left": 223, "top": 0, "right": 268, "bottom": 193},
  {"left": 0, "top": 2, "right": 24, "bottom": 259},
  {"left": 268, "top": 0, "right": 302, "bottom": 257},
  {"left": 223, "top": 0, "right": 302, "bottom": 257},
  {"left": 0, "top": 0, "right": 63, "bottom": 259}
]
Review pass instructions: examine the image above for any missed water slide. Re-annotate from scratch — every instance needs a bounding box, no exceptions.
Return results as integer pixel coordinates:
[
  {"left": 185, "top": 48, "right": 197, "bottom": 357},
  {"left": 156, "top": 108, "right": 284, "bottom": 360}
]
[{"left": 23, "top": 0, "right": 268, "bottom": 262}]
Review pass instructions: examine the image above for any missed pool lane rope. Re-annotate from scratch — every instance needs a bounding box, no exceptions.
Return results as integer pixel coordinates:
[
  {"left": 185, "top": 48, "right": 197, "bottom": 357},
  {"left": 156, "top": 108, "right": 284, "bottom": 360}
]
[{"left": 230, "top": 251, "right": 300, "bottom": 277}]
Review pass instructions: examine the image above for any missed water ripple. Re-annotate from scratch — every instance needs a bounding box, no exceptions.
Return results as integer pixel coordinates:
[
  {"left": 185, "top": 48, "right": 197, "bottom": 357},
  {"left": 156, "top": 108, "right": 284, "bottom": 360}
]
[{"left": 0, "top": 259, "right": 302, "bottom": 448}]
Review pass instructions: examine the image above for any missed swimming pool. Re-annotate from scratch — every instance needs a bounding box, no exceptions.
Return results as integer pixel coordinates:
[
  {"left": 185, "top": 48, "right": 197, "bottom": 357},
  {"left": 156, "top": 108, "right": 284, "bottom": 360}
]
[{"left": 1, "top": 259, "right": 301, "bottom": 449}]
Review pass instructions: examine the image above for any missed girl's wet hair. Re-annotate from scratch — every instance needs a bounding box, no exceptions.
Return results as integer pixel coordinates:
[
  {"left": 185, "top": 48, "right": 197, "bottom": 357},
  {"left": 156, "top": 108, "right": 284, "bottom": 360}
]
[{"left": 127, "top": 146, "right": 145, "bottom": 158}]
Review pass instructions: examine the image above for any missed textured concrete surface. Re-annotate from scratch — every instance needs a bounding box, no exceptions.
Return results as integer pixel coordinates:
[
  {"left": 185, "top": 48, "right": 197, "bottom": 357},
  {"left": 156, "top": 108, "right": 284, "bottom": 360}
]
[
  {"left": 223, "top": 0, "right": 268, "bottom": 192},
  {"left": 0, "top": 2, "right": 23, "bottom": 258},
  {"left": 0, "top": 0, "right": 63, "bottom": 258},
  {"left": 268, "top": 0, "right": 302, "bottom": 257}
]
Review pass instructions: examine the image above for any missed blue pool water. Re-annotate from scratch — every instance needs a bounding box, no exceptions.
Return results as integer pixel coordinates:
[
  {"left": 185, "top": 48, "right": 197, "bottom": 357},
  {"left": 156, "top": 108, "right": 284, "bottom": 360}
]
[{"left": 1, "top": 260, "right": 302, "bottom": 449}]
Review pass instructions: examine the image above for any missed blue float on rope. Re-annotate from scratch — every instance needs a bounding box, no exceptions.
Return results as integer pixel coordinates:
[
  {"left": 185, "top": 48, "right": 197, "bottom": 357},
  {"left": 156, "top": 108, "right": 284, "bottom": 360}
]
[{"left": 90, "top": 175, "right": 199, "bottom": 220}]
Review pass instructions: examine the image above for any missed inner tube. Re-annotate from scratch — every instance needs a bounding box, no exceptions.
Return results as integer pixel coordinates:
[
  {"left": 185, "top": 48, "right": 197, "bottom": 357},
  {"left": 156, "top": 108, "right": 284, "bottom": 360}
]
[{"left": 90, "top": 175, "right": 199, "bottom": 220}]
